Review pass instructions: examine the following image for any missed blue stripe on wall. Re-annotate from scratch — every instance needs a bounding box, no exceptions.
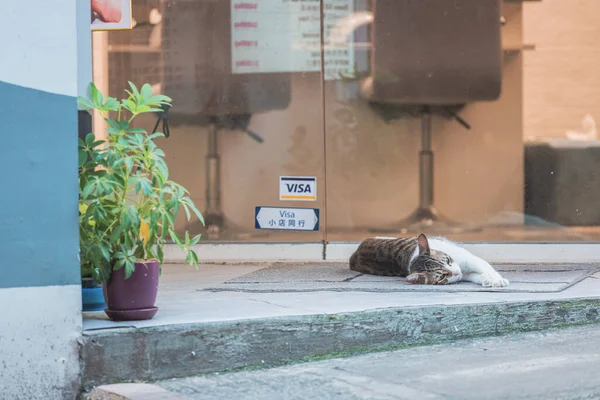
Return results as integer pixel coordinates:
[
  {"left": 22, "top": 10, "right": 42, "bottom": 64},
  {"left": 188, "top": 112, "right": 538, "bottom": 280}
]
[{"left": 0, "top": 81, "right": 80, "bottom": 288}]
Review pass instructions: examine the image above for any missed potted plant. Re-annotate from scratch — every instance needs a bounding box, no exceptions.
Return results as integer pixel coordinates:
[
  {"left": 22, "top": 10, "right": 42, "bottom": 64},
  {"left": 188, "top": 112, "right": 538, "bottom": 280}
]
[
  {"left": 80, "top": 209, "right": 107, "bottom": 313},
  {"left": 78, "top": 82, "right": 203, "bottom": 321}
]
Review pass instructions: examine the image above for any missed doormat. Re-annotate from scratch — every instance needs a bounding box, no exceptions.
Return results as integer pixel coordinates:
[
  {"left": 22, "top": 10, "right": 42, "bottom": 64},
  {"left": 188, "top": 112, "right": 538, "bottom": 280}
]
[{"left": 202, "top": 263, "right": 599, "bottom": 293}]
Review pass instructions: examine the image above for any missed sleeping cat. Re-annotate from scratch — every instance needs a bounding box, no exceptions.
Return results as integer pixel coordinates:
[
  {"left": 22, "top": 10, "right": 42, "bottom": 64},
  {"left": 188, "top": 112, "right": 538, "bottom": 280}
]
[{"left": 349, "top": 234, "right": 509, "bottom": 288}]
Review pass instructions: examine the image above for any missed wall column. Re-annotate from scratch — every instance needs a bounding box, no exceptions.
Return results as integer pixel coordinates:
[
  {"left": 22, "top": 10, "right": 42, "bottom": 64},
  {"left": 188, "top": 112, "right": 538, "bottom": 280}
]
[{"left": 0, "top": 0, "right": 89, "bottom": 398}]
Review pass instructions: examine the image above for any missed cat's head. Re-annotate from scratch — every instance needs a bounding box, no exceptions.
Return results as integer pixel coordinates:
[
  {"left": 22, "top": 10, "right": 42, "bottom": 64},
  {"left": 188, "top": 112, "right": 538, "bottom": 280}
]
[{"left": 406, "top": 234, "right": 462, "bottom": 285}]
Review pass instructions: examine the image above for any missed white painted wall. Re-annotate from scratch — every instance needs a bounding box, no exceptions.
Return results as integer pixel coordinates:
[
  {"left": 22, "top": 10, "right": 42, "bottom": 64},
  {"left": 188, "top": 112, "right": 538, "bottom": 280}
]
[
  {"left": 0, "top": 0, "right": 79, "bottom": 96},
  {"left": 0, "top": 285, "right": 82, "bottom": 399},
  {"left": 77, "top": 0, "right": 93, "bottom": 98}
]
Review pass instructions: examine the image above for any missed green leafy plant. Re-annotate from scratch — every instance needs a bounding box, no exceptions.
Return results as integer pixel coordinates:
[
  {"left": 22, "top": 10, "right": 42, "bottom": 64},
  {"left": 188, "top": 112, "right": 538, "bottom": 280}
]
[{"left": 78, "top": 82, "right": 204, "bottom": 282}]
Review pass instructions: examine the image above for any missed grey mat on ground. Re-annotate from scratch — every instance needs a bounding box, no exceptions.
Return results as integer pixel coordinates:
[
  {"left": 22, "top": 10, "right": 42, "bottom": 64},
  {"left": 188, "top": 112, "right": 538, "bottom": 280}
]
[{"left": 202, "top": 263, "right": 599, "bottom": 293}]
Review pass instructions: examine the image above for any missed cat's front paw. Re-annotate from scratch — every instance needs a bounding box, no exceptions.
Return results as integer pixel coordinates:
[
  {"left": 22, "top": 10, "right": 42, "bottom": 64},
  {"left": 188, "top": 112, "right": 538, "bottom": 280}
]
[{"left": 481, "top": 275, "right": 510, "bottom": 288}]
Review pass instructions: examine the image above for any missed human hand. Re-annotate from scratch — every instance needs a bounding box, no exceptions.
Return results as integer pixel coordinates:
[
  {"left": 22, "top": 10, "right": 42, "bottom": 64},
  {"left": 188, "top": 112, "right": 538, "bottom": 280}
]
[{"left": 91, "top": 0, "right": 123, "bottom": 23}]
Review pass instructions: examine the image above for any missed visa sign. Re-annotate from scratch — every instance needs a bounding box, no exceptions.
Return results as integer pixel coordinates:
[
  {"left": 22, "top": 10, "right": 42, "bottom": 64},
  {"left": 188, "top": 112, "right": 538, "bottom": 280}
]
[{"left": 279, "top": 176, "right": 317, "bottom": 201}]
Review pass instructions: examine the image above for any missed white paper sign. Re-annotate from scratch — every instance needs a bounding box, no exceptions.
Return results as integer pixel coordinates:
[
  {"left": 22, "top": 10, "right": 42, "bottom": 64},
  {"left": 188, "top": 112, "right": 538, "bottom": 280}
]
[{"left": 231, "top": 0, "right": 355, "bottom": 79}]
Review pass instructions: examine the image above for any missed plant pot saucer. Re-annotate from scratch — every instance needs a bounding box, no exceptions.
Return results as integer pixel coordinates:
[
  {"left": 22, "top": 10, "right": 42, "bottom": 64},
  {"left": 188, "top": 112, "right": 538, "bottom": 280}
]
[{"left": 104, "top": 306, "right": 158, "bottom": 321}]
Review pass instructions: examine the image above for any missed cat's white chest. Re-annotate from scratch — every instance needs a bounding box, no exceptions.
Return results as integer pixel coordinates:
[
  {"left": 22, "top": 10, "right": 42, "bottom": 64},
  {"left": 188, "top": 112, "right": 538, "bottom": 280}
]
[{"left": 429, "top": 238, "right": 509, "bottom": 287}]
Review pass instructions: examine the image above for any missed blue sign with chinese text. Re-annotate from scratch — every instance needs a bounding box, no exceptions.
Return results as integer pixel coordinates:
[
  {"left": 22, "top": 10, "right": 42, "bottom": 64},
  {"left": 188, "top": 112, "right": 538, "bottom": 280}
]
[{"left": 255, "top": 206, "right": 320, "bottom": 231}]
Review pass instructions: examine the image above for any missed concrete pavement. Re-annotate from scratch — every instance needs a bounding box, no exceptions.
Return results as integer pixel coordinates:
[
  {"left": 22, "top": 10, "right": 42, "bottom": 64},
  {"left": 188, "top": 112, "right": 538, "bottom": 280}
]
[
  {"left": 81, "top": 263, "right": 600, "bottom": 391},
  {"left": 81, "top": 263, "right": 600, "bottom": 393},
  {"left": 83, "top": 264, "right": 600, "bottom": 331}
]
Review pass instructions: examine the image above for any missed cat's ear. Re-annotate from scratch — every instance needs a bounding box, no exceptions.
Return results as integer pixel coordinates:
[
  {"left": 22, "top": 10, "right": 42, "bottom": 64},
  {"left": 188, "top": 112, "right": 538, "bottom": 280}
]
[
  {"left": 417, "top": 234, "right": 430, "bottom": 255},
  {"left": 406, "top": 273, "right": 427, "bottom": 285}
]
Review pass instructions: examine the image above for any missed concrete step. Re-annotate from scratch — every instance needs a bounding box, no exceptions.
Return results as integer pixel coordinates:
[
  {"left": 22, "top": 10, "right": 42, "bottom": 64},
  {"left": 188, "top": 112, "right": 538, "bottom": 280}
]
[
  {"left": 81, "top": 297, "right": 600, "bottom": 392},
  {"left": 156, "top": 324, "right": 600, "bottom": 399},
  {"left": 87, "top": 383, "right": 188, "bottom": 400}
]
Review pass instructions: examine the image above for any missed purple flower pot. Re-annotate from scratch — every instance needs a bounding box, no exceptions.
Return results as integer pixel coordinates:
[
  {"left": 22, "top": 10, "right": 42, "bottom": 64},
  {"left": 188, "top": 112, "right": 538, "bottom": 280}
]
[{"left": 103, "top": 260, "right": 160, "bottom": 321}]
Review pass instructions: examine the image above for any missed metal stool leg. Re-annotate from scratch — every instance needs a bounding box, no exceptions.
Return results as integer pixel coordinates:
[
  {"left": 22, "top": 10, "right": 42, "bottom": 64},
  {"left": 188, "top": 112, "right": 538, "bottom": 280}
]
[
  {"left": 371, "top": 107, "right": 480, "bottom": 234},
  {"left": 204, "top": 124, "right": 224, "bottom": 239},
  {"left": 185, "top": 123, "right": 270, "bottom": 241}
]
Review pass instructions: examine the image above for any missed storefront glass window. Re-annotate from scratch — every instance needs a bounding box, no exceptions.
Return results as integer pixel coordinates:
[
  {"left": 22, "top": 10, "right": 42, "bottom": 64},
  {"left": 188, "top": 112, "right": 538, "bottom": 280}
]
[{"left": 92, "top": 0, "right": 600, "bottom": 245}]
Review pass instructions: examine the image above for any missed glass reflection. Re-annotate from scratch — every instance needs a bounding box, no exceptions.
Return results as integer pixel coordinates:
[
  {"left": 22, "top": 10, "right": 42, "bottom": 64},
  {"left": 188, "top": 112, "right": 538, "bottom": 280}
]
[
  {"left": 92, "top": 0, "right": 600, "bottom": 244},
  {"left": 94, "top": 0, "right": 327, "bottom": 242},
  {"left": 324, "top": 0, "right": 600, "bottom": 242}
]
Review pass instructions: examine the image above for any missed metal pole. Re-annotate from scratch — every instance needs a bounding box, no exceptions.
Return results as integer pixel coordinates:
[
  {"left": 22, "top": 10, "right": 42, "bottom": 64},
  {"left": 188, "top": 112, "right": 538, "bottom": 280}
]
[
  {"left": 419, "top": 108, "right": 434, "bottom": 209},
  {"left": 205, "top": 124, "right": 221, "bottom": 216}
]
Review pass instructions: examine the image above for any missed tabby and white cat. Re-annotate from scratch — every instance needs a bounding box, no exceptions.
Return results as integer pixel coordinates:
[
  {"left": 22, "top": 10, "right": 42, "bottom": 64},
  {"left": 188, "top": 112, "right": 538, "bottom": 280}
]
[{"left": 349, "top": 234, "right": 509, "bottom": 288}]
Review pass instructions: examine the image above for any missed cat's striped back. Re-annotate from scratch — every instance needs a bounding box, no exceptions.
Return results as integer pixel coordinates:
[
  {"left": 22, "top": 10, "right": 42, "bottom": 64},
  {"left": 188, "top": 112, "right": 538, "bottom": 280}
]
[{"left": 349, "top": 237, "right": 417, "bottom": 277}]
